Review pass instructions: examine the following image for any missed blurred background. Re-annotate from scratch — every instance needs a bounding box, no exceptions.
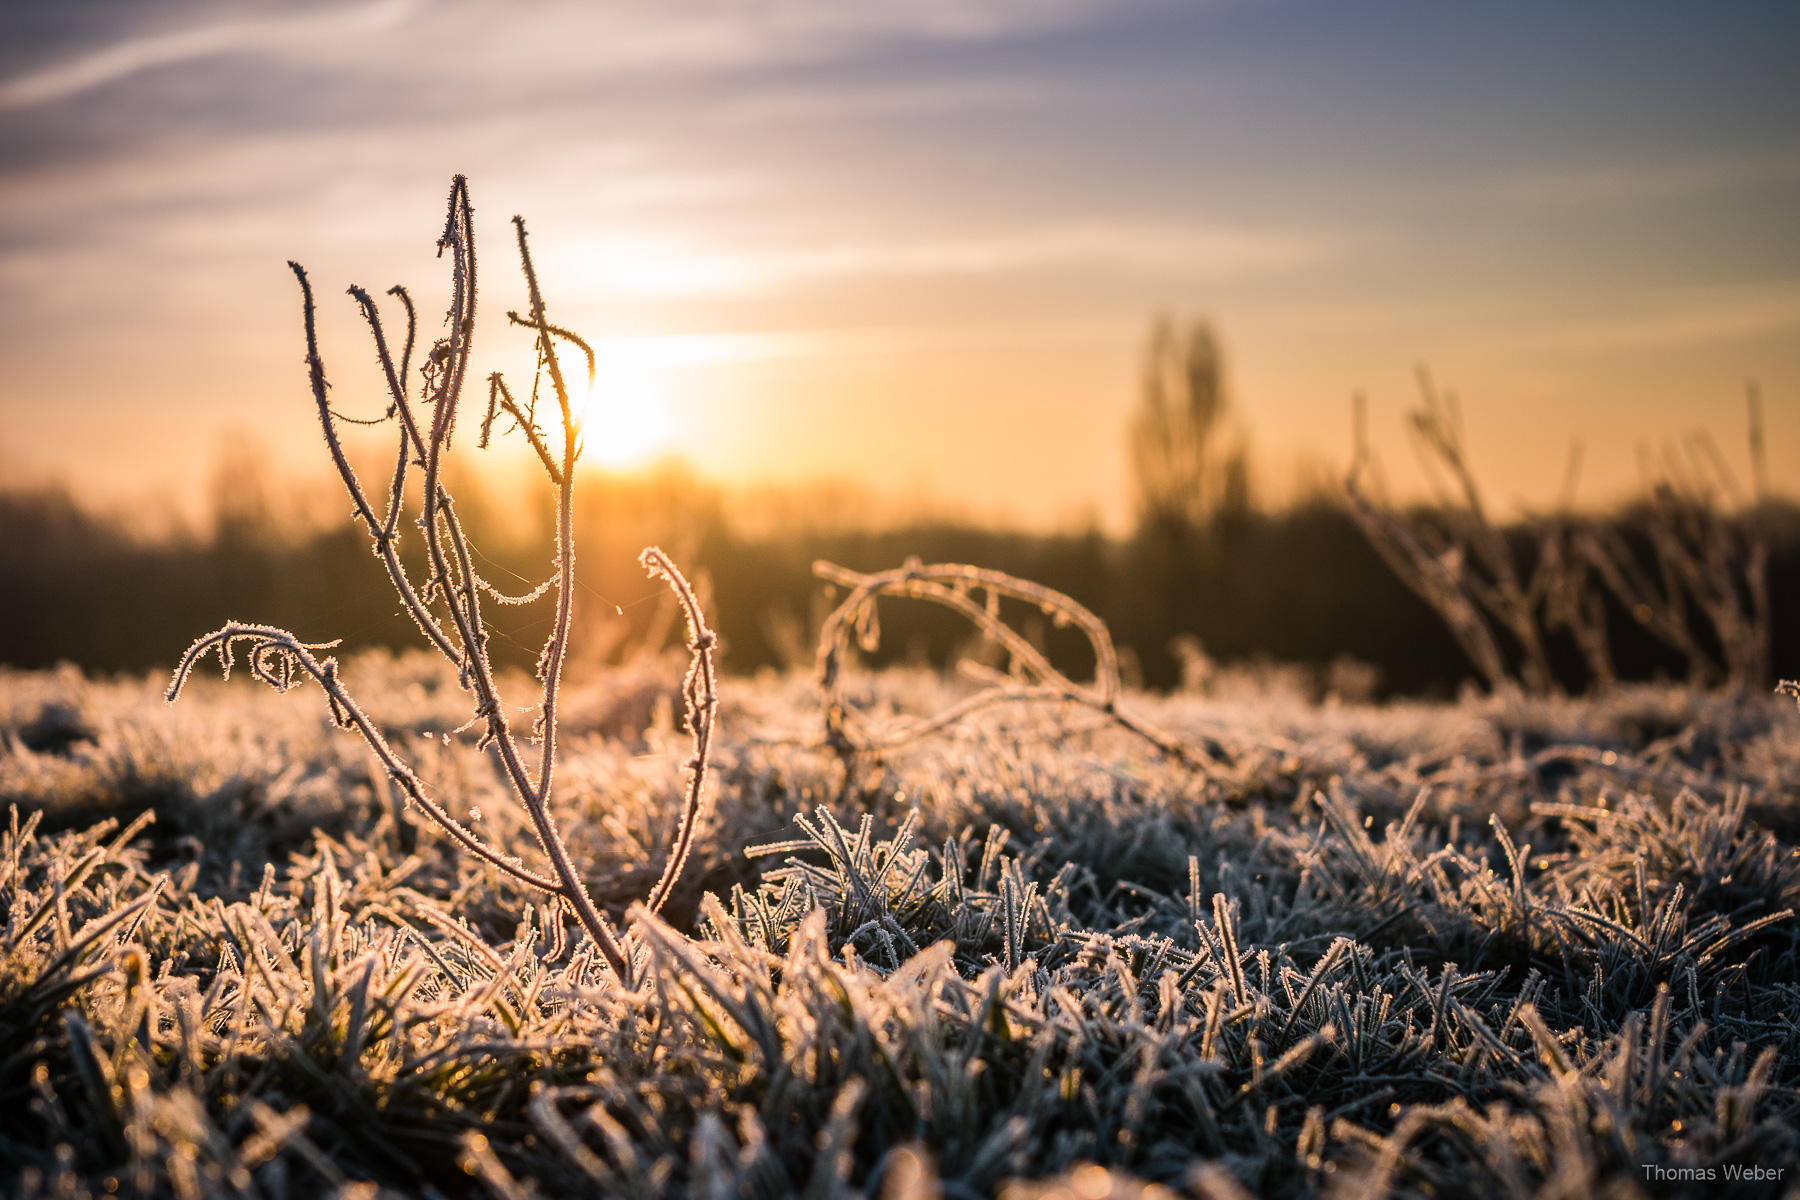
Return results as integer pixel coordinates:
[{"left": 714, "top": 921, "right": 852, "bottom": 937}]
[{"left": 2, "top": 0, "right": 1798, "bottom": 693}]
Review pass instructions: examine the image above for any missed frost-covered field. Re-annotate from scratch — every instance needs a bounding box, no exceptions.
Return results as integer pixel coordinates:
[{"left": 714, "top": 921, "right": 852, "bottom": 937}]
[{"left": 3, "top": 656, "right": 1798, "bottom": 1199}]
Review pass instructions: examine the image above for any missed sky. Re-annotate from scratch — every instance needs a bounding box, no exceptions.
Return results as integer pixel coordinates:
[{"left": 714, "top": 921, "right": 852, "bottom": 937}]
[{"left": 1, "top": 0, "right": 1797, "bottom": 532}]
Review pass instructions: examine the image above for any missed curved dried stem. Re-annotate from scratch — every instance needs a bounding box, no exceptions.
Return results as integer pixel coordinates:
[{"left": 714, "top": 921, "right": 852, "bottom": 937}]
[
  {"left": 165, "top": 624, "right": 560, "bottom": 894},
  {"left": 639, "top": 547, "right": 719, "bottom": 915},
  {"left": 506, "top": 312, "right": 596, "bottom": 388},
  {"left": 386, "top": 284, "right": 417, "bottom": 386},
  {"left": 476, "top": 573, "right": 556, "bottom": 606},
  {"left": 811, "top": 559, "right": 1205, "bottom": 768}
]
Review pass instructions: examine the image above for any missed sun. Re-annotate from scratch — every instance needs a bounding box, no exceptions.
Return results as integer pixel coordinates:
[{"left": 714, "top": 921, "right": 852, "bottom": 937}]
[{"left": 567, "top": 340, "right": 673, "bottom": 469}]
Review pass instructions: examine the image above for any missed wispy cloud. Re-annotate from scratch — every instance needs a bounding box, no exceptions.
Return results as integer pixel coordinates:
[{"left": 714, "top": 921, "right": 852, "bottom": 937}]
[
  {"left": 555, "top": 221, "right": 1333, "bottom": 298},
  {"left": 574, "top": 316, "right": 1132, "bottom": 371},
  {"left": 0, "top": 0, "right": 422, "bottom": 110},
  {"left": 1534, "top": 282, "right": 1800, "bottom": 353},
  {"left": 0, "top": 0, "right": 1157, "bottom": 113},
  {"left": 1493, "top": 152, "right": 1800, "bottom": 207}
]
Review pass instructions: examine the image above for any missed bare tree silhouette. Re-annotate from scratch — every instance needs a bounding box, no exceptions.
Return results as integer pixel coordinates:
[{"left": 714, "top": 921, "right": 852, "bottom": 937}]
[{"left": 1129, "top": 317, "right": 1250, "bottom": 537}]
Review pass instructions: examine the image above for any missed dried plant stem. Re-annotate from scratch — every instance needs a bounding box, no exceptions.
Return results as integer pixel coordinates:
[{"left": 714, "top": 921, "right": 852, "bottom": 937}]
[
  {"left": 165, "top": 625, "right": 560, "bottom": 893},
  {"left": 1576, "top": 403, "right": 1771, "bottom": 692},
  {"left": 1538, "top": 526, "right": 1615, "bottom": 690},
  {"left": 1341, "top": 469, "right": 1514, "bottom": 695},
  {"left": 1575, "top": 524, "right": 1716, "bottom": 687},
  {"left": 1350, "top": 377, "right": 1771, "bottom": 697},
  {"left": 640, "top": 546, "right": 719, "bottom": 915},
  {"left": 813, "top": 559, "right": 1206, "bottom": 768},
  {"left": 1344, "top": 380, "right": 1560, "bottom": 697},
  {"left": 1409, "top": 378, "right": 1557, "bottom": 694},
  {"left": 167, "top": 176, "right": 717, "bottom": 981}
]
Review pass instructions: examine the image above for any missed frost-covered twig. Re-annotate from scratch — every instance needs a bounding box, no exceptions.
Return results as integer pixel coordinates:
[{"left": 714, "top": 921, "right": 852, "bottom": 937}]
[
  {"left": 812, "top": 558, "right": 1207, "bottom": 768},
  {"left": 1344, "top": 378, "right": 1590, "bottom": 697},
  {"left": 639, "top": 545, "right": 719, "bottom": 917},
  {"left": 1343, "top": 389, "right": 1515, "bottom": 695},
  {"left": 1574, "top": 390, "right": 1770, "bottom": 692},
  {"left": 166, "top": 177, "right": 715, "bottom": 980}
]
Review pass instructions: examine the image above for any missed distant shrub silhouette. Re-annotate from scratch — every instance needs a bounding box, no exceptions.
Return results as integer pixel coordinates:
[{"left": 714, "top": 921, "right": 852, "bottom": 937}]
[
  {"left": 1346, "top": 375, "right": 1773, "bottom": 697},
  {"left": 1577, "top": 399, "right": 1772, "bottom": 691},
  {"left": 1344, "top": 377, "right": 1548, "bottom": 695}
]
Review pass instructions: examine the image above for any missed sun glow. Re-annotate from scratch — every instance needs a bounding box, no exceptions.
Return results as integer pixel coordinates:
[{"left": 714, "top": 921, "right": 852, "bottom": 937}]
[
  {"left": 565, "top": 338, "right": 676, "bottom": 469},
  {"left": 557, "top": 330, "right": 806, "bottom": 470}
]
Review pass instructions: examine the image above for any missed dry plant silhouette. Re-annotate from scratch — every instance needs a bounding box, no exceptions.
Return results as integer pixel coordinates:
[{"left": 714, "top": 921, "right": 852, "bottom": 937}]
[
  {"left": 1575, "top": 393, "right": 1771, "bottom": 692},
  {"left": 1344, "top": 379, "right": 1535, "bottom": 696},
  {"left": 1345, "top": 375, "right": 1771, "bottom": 698},
  {"left": 163, "top": 178, "right": 716, "bottom": 980}
]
